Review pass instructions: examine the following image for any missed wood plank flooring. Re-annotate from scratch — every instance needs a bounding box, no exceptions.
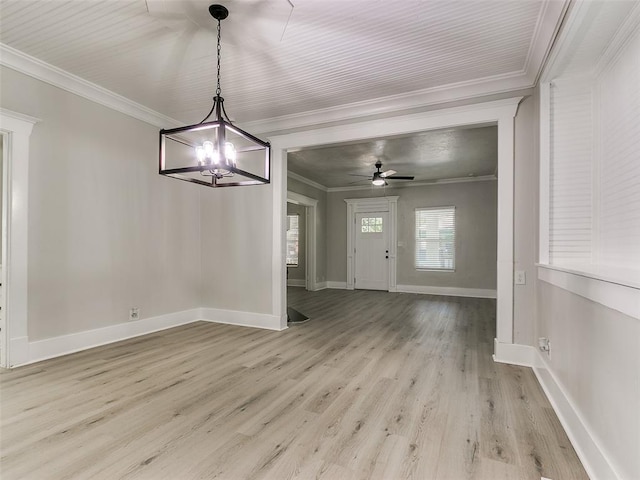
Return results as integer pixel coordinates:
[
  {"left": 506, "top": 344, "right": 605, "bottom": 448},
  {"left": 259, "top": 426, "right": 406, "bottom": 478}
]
[{"left": 0, "top": 289, "right": 588, "bottom": 479}]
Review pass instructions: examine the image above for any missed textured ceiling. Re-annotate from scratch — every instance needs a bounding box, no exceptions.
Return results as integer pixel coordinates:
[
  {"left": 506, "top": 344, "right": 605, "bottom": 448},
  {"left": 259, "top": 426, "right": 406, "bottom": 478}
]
[
  {"left": 0, "top": 0, "right": 551, "bottom": 124},
  {"left": 288, "top": 125, "right": 497, "bottom": 188}
]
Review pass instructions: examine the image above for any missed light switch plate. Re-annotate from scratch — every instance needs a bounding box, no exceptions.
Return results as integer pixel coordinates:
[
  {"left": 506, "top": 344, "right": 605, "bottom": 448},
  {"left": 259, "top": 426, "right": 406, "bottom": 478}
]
[{"left": 515, "top": 270, "right": 526, "bottom": 285}]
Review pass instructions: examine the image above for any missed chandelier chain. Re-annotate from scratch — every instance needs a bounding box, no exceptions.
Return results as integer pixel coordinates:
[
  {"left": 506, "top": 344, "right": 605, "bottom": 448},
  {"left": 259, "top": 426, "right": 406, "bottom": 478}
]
[{"left": 216, "top": 19, "right": 222, "bottom": 96}]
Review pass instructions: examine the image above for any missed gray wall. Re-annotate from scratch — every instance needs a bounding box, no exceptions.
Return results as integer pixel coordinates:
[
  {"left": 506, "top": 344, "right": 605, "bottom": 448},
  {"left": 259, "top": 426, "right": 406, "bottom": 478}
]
[
  {"left": 286, "top": 202, "right": 306, "bottom": 282},
  {"left": 287, "top": 176, "right": 327, "bottom": 284},
  {"left": 327, "top": 181, "right": 498, "bottom": 290},
  {"left": 0, "top": 66, "right": 202, "bottom": 341}
]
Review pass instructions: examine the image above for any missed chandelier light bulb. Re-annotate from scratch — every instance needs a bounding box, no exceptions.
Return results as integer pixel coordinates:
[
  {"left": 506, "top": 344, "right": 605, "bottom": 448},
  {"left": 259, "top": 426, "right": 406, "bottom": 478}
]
[
  {"left": 203, "top": 141, "right": 214, "bottom": 160},
  {"left": 195, "top": 145, "right": 206, "bottom": 164},
  {"left": 225, "top": 142, "right": 236, "bottom": 165}
]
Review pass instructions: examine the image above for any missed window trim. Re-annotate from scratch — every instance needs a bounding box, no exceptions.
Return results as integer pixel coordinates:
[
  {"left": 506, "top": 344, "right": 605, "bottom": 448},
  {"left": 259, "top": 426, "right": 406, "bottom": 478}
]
[{"left": 415, "top": 206, "right": 456, "bottom": 272}]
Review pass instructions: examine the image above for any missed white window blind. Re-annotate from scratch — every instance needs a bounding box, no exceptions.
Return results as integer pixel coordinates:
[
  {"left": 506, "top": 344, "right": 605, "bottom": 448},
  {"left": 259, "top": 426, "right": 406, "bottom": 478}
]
[
  {"left": 286, "top": 214, "right": 299, "bottom": 266},
  {"left": 415, "top": 207, "right": 455, "bottom": 270},
  {"left": 543, "top": 5, "right": 640, "bottom": 284},
  {"left": 549, "top": 78, "right": 593, "bottom": 264},
  {"left": 596, "top": 29, "right": 640, "bottom": 267}
]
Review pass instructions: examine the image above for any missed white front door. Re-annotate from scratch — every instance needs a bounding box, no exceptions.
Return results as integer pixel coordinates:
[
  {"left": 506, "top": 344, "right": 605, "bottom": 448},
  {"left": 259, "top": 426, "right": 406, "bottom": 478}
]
[{"left": 354, "top": 212, "right": 389, "bottom": 290}]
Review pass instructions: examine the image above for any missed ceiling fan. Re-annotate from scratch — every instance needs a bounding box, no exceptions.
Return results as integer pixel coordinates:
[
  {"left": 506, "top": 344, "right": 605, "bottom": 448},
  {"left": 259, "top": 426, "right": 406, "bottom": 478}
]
[{"left": 351, "top": 160, "right": 415, "bottom": 186}]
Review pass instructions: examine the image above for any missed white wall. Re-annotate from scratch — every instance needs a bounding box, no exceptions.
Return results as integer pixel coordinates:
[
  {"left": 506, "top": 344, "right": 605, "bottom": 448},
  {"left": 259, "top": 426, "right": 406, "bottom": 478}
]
[
  {"left": 199, "top": 185, "right": 273, "bottom": 313},
  {"left": 0, "top": 66, "right": 202, "bottom": 341},
  {"left": 513, "top": 92, "right": 539, "bottom": 345},
  {"left": 536, "top": 281, "right": 640, "bottom": 480}
]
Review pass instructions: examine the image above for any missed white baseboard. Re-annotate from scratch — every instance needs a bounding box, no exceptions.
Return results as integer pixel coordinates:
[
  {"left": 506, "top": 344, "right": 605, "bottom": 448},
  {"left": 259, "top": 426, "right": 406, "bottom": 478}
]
[
  {"left": 492, "top": 339, "right": 538, "bottom": 367},
  {"left": 396, "top": 284, "right": 497, "bottom": 298},
  {"left": 326, "top": 281, "right": 347, "bottom": 289},
  {"left": 492, "top": 340, "right": 619, "bottom": 480},
  {"left": 200, "top": 307, "right": 284, "bottom": 331},
  {"left": 287, "top": 279, "right": 306, "bottom": 287},
  {"left": 12, "top": 306, "right": 285, "bottom": 368},
  {"left": 25, "top": 309, "right": 201, "bottom": 367},
  {"left": 532, "top": 352, "right": 619, "bottom": 480},
  {"left": 313, "top": 281, "right": 328, "bottom": 291}
]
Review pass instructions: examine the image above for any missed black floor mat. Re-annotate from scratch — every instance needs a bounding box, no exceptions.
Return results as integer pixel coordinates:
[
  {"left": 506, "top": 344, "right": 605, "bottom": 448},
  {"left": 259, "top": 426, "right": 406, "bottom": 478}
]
[{"left": 287, "top": 306, "right": 310, "bottom": 324}]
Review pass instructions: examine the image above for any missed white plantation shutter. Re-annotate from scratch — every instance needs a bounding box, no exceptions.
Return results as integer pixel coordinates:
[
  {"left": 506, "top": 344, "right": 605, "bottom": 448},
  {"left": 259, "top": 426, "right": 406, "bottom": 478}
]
[
  {"left": 415, "top": 207, "right": 455, "bottom": 270},
  {"left": 596, "top": 30, "right": 640, "bottom": 267},
  {"left": 546, "top": 25, "right": 640, "bottom": 273},
  {"left": 549, "top": 78, "right": 593, "bottom": 264}
]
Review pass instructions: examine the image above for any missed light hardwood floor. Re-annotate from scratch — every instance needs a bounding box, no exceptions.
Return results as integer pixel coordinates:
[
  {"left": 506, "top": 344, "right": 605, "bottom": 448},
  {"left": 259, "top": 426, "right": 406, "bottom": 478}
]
[{"left": 0, "top": 289, "right": 588, "bottom": 479}]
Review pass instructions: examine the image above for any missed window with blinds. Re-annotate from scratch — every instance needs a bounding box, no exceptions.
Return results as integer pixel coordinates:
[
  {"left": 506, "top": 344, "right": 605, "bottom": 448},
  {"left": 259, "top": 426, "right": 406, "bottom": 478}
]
[
  {"left": 415, "top": 207, "right": 455, "bottom": 270},
  {"left": 286, "top": 214, "right": 299, "bottom": 266},
  {"left": 545, "top": 15, "right": 640, "bottom": 274}
]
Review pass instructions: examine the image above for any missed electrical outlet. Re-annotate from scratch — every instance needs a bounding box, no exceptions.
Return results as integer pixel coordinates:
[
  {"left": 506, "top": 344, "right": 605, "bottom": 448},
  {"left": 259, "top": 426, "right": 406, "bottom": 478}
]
[
  {"left": 538, "top": 337, "right": 550, "bottom": 354},
  {"left": 515, "top": 270, "right": 526, "bottom": 285},
  {"left": 129, "top": 307, "right": 139, "bottom": 321}
]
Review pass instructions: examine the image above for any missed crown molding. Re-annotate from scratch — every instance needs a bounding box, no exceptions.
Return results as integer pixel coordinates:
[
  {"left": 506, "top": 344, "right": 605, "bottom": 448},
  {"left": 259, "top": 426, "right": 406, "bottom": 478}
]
[
  {"left": 1, "top": 0, "right": 564, "bottom": 136},
  {"left": 1, "top": 42, "right": 529, "bottom": 137},
  {"left": 523, "top": 0, "right": 571, "bottom": 85},
  {"left": 287, "top": 170, "right": 497, "bottom": 194},
  {"left": 245, "top": 72, "right": 531, "bottom": 136},
  {"left": 287, "top": 171, "right": 329, "bottom": 192},
  {"left": 0, "top": 43, "right": 181, "bottom": 129},
  {"left": 0, "top": 108, "right": 41, "bottom": 127},
  {"left": 326, "top": 175, "right": 497, "bottom": 193},
  {"left": 592, "top": 1, "right": 640, "bottom": 78}
]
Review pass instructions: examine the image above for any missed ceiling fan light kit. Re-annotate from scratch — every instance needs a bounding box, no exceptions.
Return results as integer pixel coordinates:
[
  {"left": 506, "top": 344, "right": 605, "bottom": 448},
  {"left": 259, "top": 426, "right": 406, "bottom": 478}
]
[
  {"left": 159, "top": 4, "right": 270, "bottom": 188},
  {"left": 370, "top": 160, "right": 414, "bottom": 186}
]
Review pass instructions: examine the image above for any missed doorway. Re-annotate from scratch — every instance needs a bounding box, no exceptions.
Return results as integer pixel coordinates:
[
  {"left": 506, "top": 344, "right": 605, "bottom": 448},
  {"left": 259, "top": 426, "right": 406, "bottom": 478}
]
[
  {"left": 271, "top": 98, "right": 519, "bottom": 342},
  {"left": 0, "top": 109, "right": 38, "bottom": 368},
  {"left": 286, "top": 191, "right": 318, "bottom": 291},
  {"left": 286, "top": 202, "right": 307, "bottom": 289}
]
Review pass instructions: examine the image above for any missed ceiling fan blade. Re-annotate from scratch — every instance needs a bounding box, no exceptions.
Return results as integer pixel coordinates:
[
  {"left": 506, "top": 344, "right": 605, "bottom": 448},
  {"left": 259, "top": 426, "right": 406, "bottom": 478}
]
[
  {"left": 380, "top": 169, "right": 396, "bottom": 178},
  {"left": 348, "top": 179, "right": 369, "bottom": 185},
  {"left": 348, "top": 174, "right": 373, "bottom": 177},
  {"left": 387, "top": 175, "right": 415, "bottom": 180}
]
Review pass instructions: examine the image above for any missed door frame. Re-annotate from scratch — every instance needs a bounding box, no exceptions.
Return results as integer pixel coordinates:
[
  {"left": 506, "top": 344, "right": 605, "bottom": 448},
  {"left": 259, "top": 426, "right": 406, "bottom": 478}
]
[
  {"left": 345, "top": 196, "right": 398, "bottom": 291},
  {"left": 0, "top": 108, "right": 39, "bottom": 368},
  {"left": 270, "top": 97, "right": 520, "bottom": 342},
  {"left": 287, "top": 191, "right": 317, "bottom": 291}
]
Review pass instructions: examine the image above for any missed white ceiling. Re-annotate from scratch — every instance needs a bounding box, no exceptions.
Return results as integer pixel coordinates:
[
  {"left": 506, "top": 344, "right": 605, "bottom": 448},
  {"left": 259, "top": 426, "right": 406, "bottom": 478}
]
[
  {"left": 288, "top": 125, "right": 497, "bottom": 188},
  {"left": 0, "top": 0, "right": 564, "bottom": 126},
  {"left": 0, "top": 0, "right": 567, "bottom": 190}
]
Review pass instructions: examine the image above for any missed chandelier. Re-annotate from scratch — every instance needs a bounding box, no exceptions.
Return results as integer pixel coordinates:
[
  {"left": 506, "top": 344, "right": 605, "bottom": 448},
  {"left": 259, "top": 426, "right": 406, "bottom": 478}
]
[{"left": 159, "top": 4, "right": 270, "bottom": 187}]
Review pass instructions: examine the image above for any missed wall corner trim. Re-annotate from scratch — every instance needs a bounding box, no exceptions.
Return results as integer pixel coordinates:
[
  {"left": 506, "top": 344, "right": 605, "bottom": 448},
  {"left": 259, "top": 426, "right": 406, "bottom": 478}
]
[{"left": 493, "top": 340, "right": 621, "bottom": 480}]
